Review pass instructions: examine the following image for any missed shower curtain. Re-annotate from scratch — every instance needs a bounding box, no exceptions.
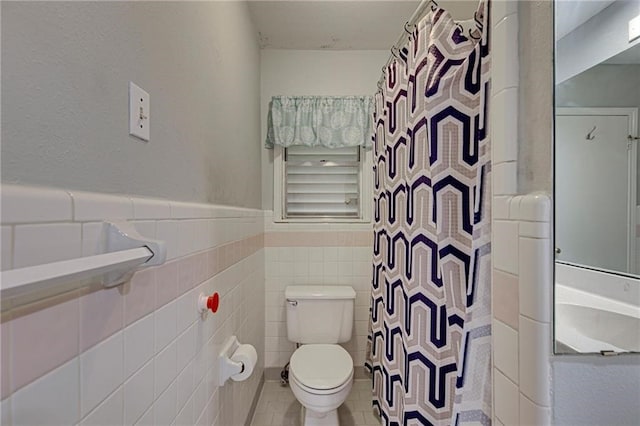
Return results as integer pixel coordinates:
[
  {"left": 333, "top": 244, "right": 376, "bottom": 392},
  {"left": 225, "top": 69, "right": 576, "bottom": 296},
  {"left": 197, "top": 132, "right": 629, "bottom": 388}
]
[{"left": 367, "top": 1, "right": 491, "bottom": 425}]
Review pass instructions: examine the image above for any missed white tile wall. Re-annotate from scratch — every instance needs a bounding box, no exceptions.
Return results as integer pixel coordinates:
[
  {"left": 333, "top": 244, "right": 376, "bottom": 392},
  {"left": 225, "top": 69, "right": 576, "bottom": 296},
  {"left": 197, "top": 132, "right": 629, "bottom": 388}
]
[
  {"left": 491, "top": 2, "right": 554, "bottom": 424},
  {"left": 80, "top": 331, "right": 124, "bottom": 417},
  {"left": 11, "top": 359, "right": 80, "bottom": 425},
  {"left": 1, "top": 185, "right": 73, "bottom": 224},
  {"left": 494, "top": 369, "right": 519, "bottom": 425},
  {"left": 123, "top": 360, "right": 154, "bottom": 425},
  {"left": 13, "top": 223, "right": 82, "bottom": 269},
  {"left": 493, "top": 320, "right": 519, "bottom": 383},
  {"left": 1, "top": 184, "right": 266, "bottom": 426},
  {"left": 264, "top": 244, "right": 372, "bottom": 369},
  {"left": 491, "top": 194, "right": 553, "bottom": 425}
]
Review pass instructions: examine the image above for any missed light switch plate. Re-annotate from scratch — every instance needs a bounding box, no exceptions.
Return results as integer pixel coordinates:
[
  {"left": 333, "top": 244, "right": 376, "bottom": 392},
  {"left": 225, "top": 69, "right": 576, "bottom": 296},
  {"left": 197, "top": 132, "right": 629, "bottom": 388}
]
[
  {"left": 630, "top": 14, "right": 640, "bottom": 42},
  {"left": 129, "top": 82, "right": 150, "bottom": 141}
]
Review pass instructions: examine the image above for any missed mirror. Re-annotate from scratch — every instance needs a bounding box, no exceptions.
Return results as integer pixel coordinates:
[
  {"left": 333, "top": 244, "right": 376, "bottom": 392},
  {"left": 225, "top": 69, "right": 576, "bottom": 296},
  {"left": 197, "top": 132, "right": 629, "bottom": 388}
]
[{"left": 554, "top": 0, "right": 640, "bottom": 354}]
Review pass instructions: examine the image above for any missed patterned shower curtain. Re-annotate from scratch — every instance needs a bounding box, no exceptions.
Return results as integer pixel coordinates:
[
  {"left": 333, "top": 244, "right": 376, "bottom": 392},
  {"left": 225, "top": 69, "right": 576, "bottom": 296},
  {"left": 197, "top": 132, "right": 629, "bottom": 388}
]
[{"left": 367, "top": 1, "right": 491, "bottom": 425}]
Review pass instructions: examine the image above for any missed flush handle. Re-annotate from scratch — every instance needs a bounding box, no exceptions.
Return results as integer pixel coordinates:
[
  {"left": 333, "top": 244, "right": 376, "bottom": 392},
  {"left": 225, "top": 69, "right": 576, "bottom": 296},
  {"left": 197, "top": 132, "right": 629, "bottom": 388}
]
[{"left": 286, "top": 299, "right": 298, "bottom": 307}]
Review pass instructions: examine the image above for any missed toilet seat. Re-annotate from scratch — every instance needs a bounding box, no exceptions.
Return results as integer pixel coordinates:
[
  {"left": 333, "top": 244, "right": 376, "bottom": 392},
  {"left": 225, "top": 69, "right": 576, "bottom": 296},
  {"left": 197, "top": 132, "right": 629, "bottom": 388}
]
[{"left": 289, "top": 344, "right": 354, "bottom": 394}]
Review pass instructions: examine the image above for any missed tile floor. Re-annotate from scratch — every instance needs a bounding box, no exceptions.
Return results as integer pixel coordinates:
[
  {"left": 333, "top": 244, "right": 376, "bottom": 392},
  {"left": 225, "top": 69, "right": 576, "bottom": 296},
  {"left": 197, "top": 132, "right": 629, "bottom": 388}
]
[{"left": 250, "top": 380, "right": 383, "bottom": 426}]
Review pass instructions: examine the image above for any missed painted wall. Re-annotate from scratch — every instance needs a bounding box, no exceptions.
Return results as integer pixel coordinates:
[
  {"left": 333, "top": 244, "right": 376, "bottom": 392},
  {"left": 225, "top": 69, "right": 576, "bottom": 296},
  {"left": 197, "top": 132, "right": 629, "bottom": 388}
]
[
  {"left": 0, "top": 185, "right": 265, "bottom": 426},
  {"left": 517, "top": 0, "right": 554, "bottom": 195},
  {"left": 557, "top": 64, "right": 640, "bottom": 201},
  {"left": 1, "top": 1, "right": 262, "bottom": 209},
  {"left": 515, "top": 1, "right": 640, "bottom": 424},
  {"left": 260, "top": 49, "right": 388, "bottom": 210},
  {"left": 556, "top": 0, "right": 640, "bottom": 84}
]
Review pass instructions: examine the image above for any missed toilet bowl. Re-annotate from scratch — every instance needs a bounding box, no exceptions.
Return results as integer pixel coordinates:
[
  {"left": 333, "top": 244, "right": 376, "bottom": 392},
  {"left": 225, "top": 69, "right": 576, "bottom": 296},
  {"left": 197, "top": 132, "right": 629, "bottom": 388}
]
[{"left": 289, "top": 344, "right": 354, "bottom": 426}]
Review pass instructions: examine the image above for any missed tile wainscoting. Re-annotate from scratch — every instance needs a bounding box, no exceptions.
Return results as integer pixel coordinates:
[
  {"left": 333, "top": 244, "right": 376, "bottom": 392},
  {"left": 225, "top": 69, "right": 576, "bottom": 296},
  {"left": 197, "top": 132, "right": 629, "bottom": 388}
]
[
  {"left": 1, "top": 184, "right": 265, "bottom": 426},
  {"left": 263, "top": 216, "right": 374, "bottom": 374}
]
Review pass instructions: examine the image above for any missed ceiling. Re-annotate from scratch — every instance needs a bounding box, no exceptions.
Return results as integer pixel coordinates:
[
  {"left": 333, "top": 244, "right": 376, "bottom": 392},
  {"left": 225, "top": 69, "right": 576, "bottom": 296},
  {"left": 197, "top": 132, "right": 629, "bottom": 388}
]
[
  {"left": 555, "top": 0, "right": 615, "bottom": 40},
  {"left": 248, "top": 0, "right": 480, "bottom": 50}
]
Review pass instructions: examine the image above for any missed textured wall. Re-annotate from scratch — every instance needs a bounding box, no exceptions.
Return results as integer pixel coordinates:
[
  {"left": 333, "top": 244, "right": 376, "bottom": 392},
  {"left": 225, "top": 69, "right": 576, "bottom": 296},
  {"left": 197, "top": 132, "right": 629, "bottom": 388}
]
[
  {"left": 517, "top": 0, "right": 554, "bottom": 195},
  {"left": 1, "top": 1, "right": 261, "bottom": 209}
]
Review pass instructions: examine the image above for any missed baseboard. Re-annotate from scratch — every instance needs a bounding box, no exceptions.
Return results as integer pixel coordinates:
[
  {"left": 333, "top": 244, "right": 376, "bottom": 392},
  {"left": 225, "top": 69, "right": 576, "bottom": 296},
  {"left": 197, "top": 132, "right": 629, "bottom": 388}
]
[{"left": 244, "top": 373, "right": 265, "bottom": 426}]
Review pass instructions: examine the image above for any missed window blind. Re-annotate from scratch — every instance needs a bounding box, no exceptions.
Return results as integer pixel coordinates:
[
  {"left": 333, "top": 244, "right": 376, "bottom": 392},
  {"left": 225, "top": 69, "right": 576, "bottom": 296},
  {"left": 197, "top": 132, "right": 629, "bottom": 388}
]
[{"left": 284, "top": 146, "right": 360, "bottom": 218}]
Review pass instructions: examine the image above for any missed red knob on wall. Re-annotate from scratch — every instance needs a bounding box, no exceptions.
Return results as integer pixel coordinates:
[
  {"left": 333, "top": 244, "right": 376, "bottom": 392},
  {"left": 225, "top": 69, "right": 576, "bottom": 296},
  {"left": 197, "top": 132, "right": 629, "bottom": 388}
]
[
  {"left": 207, "top": 292, "right": 219, "bottom": 313},
  {"left": 198, "top": 292, "right": 220, "bottom": 314}
]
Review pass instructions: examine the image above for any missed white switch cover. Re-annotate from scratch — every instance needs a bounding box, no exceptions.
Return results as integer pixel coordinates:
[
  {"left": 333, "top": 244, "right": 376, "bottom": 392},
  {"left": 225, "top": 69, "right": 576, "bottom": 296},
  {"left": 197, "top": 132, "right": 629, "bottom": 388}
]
[
  {"left": 129, "top": 82, "right": 150, "bottom": 141},
  {"left": 630, "top": 14, "right": 640, "bottom": 42}
]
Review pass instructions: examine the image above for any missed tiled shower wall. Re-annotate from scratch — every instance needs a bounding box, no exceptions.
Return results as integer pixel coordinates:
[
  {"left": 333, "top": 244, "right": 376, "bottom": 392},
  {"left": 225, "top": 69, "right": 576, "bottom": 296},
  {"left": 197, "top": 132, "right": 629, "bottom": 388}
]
[
  {"left": 263, "top": 216, "right": 373, "bottom": 371},
  {"left": 491, "top": 1, "right": 553, "bottom": 425},
  {"left": 0, "top": 184, "right": 265, "bottom": 426}
]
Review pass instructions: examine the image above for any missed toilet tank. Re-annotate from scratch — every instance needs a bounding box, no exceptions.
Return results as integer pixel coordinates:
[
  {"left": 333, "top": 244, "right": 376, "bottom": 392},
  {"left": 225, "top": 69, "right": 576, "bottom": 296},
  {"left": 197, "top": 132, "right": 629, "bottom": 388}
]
[{"left": 285, "top": 285, "right": 356, "bottom": 344}]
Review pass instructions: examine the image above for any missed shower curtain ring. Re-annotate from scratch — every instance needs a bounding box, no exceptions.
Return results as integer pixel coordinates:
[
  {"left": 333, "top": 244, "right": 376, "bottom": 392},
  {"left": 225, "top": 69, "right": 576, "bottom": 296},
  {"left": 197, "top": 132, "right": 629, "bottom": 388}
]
[
  {"left": 391, "top": 46, "right": 399, "bottom": 59},
  {"left": 404, "top": 21, "right": 414, "bottom": 34}
]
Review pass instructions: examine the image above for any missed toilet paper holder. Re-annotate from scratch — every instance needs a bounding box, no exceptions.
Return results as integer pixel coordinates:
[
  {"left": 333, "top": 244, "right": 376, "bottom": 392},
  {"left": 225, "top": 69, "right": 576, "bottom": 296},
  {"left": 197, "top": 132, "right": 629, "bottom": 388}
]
[{"left": 218, "top": 336, "right": 248, "bottom": 386}]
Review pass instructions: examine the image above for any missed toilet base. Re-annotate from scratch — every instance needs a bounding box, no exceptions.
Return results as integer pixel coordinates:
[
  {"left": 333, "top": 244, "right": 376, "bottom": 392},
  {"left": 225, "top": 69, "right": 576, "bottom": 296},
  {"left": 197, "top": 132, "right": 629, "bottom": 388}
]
[{"left": 302, "top": 406, "right": 339, "bottom": 426}]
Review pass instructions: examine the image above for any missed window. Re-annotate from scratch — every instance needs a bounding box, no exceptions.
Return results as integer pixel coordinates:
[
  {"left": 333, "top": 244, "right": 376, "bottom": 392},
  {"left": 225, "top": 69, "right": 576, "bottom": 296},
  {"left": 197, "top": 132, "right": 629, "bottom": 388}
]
[{"left": 273, "top": 145, "right": 371, "bottom": 222}]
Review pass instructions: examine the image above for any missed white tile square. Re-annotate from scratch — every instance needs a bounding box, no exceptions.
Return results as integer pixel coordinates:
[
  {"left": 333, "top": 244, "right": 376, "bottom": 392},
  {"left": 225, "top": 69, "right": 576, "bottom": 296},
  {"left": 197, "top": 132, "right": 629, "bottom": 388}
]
[
  {"left": 519, "top": 237, "right": 552, "bottom": 323},
  {"left": 193, "top": 220, "right": 209, "bottom": 252},
  {"left": 153, "top": 380, "right": 177, "bottom": 426},
  {"left": 176, "top": 325, "right": 196, "bottom": 373},
  {"left": 193, "top": 379, "right": 207, "bottom": 422},
  {"left": 175, "top": 397, "right": 194, "bottom": 426},
  {"left": 518, "top": 193, "right": 551, "bottom": 222},
  {"left": 125, "top": 313, "right": 155, "bottom": 378},
  {"left": 493, "top": 196, "right": 512, "bottom": 220},
  {"left": 80, "top": 387, "right": 123, "bottom": 426},
  {"left": 81, "top": 222, "right": 104, "bottom": 256},
  {"left": 520, "top": 393, "right": 551, "bottom": 426},
  {"left": 176, "top": 361, "right": 194, "bottom": 414},
  {"left": 154, "top": 300, "right": 177, "bottom": 354},
  {"left": 492, "top": 89, "right": 518, "bottom": 164},
  {"left": 170, "top": 202, "right": 209, "bottom": 219},
  {"left": 13, "top": 223, "right": 82, "bottom": 268},
  {"left": 519, "top": 316, "right": 551, "bottom": 407},
  {"left": 493, "top": 162, "right": 517, "bottom": 196},
  {"left": 1, "top": 226, "right": 13, "bottom": 271},
  {"left": 494, "top": 369, "right": 519, "bottom": 426},
  {"left": 124, "top": 360, "right": 154, "bottom": 426},
  {"left": 323, "top": 247, "right": 338, "bottom": 262},
  {"left": 519, "top": 222, "right": 550, "bottom": 239},
  {"left": 509, "top": 196, "right": 523, "bottom": 219},
  {"left": 12, "top": 358, "right": 79, "bottom": 426},
  {"left": 493, "top": 320, "right": 519, "bottom": 384},
  {"left": 493, "top": 220, "right": 519, "bottom": 275},
  {"left": 156, "top": 221, "right": 179, "bottom": 260},
  {"left": 132, "top": 221, "right": 156, "bottom": 240},
  {"left": 155, "top": 341, "right": 177, "bottom": 397},
  {"left": 177, "top": 220, "right": 197, "bottom": 258},
  {"left": 1, "top": 397, "right": 10, "bottom": 426},
  {"left": 176, "top": 290, "right": 197, "bottom": 334},
  {"left": 1, "top": 184, "right": 72, "bottom": 224},
  {"left": 492, "top": 14, "right": 519, "bottom": 93},
  {"left": 71, "top": 191, "right": 133, "bottom": 221},
  {"left": 134, "top": 405, "right": 154, "bottom": 426},
  {"left": 131, "top": 197, "right": 171, "bottom": 220},
  {"left": 491, "top": 0, "right": 518, "bottom": 24},
  {"left": 80, "top": 332, "right": 124, "bottom": 417}
]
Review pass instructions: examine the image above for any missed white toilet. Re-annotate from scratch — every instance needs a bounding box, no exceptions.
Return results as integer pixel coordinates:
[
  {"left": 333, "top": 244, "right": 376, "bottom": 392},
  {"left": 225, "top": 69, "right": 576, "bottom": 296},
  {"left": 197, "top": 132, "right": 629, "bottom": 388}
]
[{"left": 285, "top": 285, "right": 356, "bottom": 426}]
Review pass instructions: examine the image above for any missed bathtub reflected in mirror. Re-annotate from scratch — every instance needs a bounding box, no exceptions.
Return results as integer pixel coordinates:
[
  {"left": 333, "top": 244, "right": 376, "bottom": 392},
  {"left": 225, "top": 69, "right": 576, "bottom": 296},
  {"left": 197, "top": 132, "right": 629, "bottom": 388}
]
[{"left": 554, "top": 0, "right": 640, "bottom": 354}]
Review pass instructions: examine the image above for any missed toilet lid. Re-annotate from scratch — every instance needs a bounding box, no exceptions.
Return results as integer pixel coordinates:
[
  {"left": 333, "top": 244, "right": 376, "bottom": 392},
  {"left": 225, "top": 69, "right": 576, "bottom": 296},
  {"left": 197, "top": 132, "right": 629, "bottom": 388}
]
[{"left": 290, "top": 344, "right": 353, "bottom": 390}]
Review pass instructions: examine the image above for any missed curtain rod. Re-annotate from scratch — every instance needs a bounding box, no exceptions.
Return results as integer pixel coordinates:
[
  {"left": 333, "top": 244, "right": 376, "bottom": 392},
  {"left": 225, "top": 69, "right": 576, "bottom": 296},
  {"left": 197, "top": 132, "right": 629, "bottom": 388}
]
[{"left": 377, "top": 0, "right": 438, "bottom": 90}]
